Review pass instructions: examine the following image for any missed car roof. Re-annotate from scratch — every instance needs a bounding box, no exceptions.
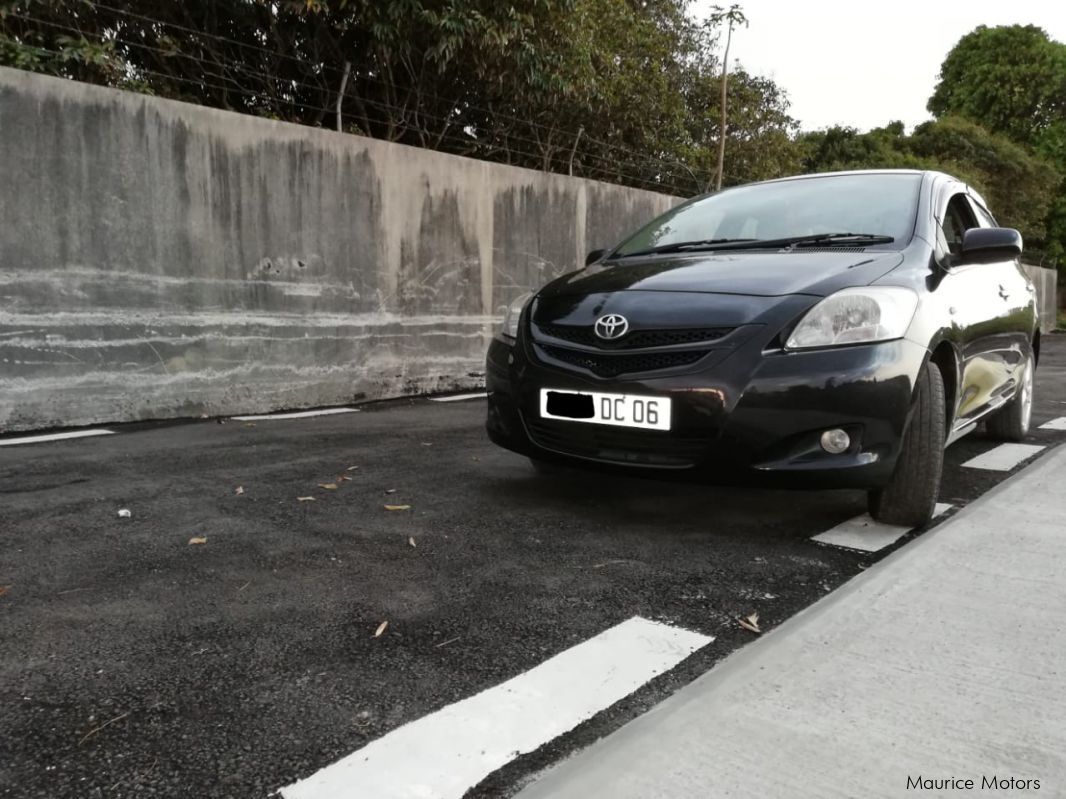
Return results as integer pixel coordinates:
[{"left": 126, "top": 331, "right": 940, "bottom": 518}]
[
  {"left": 740, "top": 169, "right": 943, "bottom": 188},
  {"left": 715, "top": 169, "right": 980, "bottom": 209}
]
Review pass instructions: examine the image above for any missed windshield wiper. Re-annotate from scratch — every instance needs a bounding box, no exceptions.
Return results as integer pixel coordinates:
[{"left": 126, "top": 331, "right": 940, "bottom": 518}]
[
  {"left": 785, "top": 233, "right": 895, "bottom": 248},
  {"left": 615, "top": 233, "right": 894, "bottom": 259},
  {"left": 699, "top": 232, "right": 895, "bottom": 250},
  {"left": 616, "top": 238, "right": 757, "bottom": 257}
]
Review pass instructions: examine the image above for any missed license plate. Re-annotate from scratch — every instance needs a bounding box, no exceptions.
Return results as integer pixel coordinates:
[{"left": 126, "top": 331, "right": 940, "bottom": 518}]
[{"left": 539, "top": 389, "right": 671, "bottom": 431}]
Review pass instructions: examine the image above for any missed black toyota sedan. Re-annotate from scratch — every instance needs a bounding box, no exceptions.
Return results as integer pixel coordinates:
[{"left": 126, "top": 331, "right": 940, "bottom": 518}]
[{"left": 485, "top": 170, "right": 1039, "bottom": 527}]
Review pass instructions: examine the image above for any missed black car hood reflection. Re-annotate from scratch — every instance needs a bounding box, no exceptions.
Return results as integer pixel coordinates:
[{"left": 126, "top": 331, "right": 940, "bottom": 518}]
[{"left": 538, "top": 250, "right": 905, "bottom": 299}]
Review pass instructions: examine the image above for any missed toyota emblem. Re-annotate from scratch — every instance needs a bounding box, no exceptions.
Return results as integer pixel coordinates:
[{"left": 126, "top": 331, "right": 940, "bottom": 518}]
[{"left": 594, "top": 314, "right": 629, "bottom": 340}]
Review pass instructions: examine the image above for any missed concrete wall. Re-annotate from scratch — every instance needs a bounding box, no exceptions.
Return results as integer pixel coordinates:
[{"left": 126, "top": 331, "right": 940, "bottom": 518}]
[
  {"left": 1022, "top": 264, "right": 1058, "bottom": 334},
  {"left": 0, "top": 68, "right": 678, "bottom": 432}
]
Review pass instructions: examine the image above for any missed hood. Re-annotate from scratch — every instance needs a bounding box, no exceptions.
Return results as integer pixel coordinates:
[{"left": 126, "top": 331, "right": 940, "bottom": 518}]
[{"left": 538, "top": 250, "right": 905, "bottom": 300}]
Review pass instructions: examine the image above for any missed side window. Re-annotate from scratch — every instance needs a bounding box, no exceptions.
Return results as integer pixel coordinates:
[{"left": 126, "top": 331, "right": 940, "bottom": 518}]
[
  {"left": 969, "top": 199, "right": 998, "bottom": 228},
  {"left": 941, "top": 194, "right": 978, "bottom": 255}
]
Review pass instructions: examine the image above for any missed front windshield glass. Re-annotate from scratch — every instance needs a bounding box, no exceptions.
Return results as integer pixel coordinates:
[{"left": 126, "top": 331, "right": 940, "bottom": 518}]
[{"left": 614, "top": 173, "right": 922, "bottom": 256}]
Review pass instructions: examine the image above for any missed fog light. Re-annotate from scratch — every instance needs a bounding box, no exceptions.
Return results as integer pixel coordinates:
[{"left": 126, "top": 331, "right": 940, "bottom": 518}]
[{"left": 820, "top": 428, "right": 850, "bottom": 454}]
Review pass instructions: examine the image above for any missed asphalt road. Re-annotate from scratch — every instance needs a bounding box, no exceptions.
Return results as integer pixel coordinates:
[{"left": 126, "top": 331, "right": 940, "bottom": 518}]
[{"left": 2, "top": 335, "right": 1065, "bottom": 799}]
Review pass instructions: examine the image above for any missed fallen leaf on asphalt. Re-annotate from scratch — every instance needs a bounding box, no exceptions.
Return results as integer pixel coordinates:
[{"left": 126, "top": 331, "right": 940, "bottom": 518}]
[
  {"left": 384, "top": 504, "right": 410, "bottom": 511},
  {"left": 0, "top": 586, "right": 10, "bottom": 597},
  {"left": 188, "top": 537, "right": 208, "bottom": 545},
  {"left": 337, "top": 475, "right": 352, "bottom": 482},
  {"left": 373, "top": 621, "right": 388, "bottom": 638},
  {"left": 117, "top": 509, "right": 131, "bottom": 519},
  {"left": 297, "top": 496, "right": 315, "bottom": 502},
  {"left": 346, "top": 465, "right": 359, "bottom": 471},
  {"left": 384, "top": 488, "right": 397, "bottom": 494},
  {"left": 738, "top": 612, "right": 761, "bottom": 634},
  {"left": 234, "top": 486, "right": 244, "bottom": 495},
  {"left": 78, "top": 711, "right": 129, "bottom": 746},
  {"left": 408, "top": 537, "right": 417, "bottom": 548},
  {"left": 318, "top": 483, "right": 338, "bottom": 490},
  {"left": 471, "top": 456, "right": 480, "bottom": 462}
]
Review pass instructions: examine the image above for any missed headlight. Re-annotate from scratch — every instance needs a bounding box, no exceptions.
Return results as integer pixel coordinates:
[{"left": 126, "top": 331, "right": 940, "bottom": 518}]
[
  {"left": 500, "top": 293, "right": 532, "bottom": 340},
  {"left": 785, "top": 287, "right": 918, "bottom": 350}
]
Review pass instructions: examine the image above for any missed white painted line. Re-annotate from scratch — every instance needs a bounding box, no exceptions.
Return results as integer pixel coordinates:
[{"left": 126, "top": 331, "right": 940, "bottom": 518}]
[
  {"left": 230, "top": 408, "right": 357, "bottom": 421},
  {"left": 0, "top": 429, "right": 114, "bottom": 447},
  {"left": 812, "top": 503, "right": 952, "bottom": 553},
  {"left": 279, "top": 617, "right": 712, "bottom": 799},
  {"left": 962, "top": 443, "right": 1045, "bottom": 472},
  {"left": 429, "top": 392, "right": 488, "bottom": 403},
  {"left": 1039, "top": 417, "right": 1066, "bottom": 431}
]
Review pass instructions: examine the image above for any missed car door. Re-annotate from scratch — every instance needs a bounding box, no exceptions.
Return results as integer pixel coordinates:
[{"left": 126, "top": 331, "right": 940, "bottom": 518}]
[
  {"left": 933, "top": 190, "right": 1010, "bottom": 426},
  {"left": 966, "top": 194, "right": 1035, "bottom": 382}
]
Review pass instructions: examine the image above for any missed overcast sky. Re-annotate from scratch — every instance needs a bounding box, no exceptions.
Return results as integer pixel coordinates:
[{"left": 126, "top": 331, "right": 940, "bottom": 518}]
[{"left": 692, "top": 0, "right": 1066, "bottom": 132}]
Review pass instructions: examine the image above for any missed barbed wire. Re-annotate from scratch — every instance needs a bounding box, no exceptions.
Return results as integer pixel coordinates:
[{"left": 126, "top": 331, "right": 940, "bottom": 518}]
[
  {"left": 6, "top": 31, "right": 693, "bottom": 195},
  {"left": 5, "top": 10, "right": 701, "bottom": 193},
  {"left": 7, "top": 1, "right": 706, "bottom": 191}
]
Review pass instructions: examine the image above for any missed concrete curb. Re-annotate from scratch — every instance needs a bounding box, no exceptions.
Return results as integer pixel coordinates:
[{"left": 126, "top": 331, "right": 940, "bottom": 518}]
[{"left": 516, "top": 443, "right": 1066, "bottom": 799}]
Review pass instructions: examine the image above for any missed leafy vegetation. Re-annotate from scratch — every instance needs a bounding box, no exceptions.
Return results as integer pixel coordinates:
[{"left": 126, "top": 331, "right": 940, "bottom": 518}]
[
  {"left": 927, "top": 24, "right": 1066, "bottom": 269},
  {"left": 0, "top": 0, "right": 796, "bottom": 194}
]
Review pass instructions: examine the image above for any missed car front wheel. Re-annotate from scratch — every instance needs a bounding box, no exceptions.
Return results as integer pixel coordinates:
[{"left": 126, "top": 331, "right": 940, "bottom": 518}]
[
  {"left": 985, "top": 352, "right": 1034, "bottom": 442},
  {"left": 867, "top": 362, "right": 945, "bottom": 527}
]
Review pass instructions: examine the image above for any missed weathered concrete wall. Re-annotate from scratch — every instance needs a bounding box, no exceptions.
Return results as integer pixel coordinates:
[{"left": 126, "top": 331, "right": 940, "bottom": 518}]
[
  {"left": 1022, "top": 264, "right": 1058, "bottom": 334},
  {"left": 0, "top": 68, "right": 678, "bottom": 431}
]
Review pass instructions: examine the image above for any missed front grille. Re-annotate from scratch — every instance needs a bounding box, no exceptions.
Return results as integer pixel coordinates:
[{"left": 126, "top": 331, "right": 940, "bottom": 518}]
[
  {"left": 537, "top": 324, "right": 731, "bottom": 349},
  {"left": 525, "top": 417, "right": 709, "bottom": 467},
  {"left": 537, "top": 344, "right": 709, "bottom": 378}
]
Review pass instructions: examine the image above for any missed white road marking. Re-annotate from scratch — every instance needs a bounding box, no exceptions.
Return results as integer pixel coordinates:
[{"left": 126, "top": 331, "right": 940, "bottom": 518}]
[
  {"left": 230, "top": 408, "right": 357, "bottom": 421},
  {"left": 279, "top": 617, "right": 712, "bottom": 799},
  {"left": 812, "top": 503, "right": 952, "bottom": 553},
  {"left": 429, "top": 392, "right": 488, "bottom": 403},
  {"left": 1039, "top": 417, "right": 1066, "bottom": 431},
  {"left": 0, "top": 429, "right": 114, "bottom": 447},
  {"left": 962, "top": 443, "right": 1045, "bottom": 471}
]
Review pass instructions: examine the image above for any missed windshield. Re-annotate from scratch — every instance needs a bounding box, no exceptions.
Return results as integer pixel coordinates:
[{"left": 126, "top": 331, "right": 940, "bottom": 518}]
[{"left": 614, "top": 173, "right": 922, "bottom": 257}]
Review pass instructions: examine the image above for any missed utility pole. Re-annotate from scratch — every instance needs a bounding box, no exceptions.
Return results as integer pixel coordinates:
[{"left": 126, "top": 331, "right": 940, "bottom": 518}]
[
  {"left": 714, "top": 21, "right": 733, "bottom": 191},
  {"left": 711, "top": 6, "right": 747, "bottom": 192}
]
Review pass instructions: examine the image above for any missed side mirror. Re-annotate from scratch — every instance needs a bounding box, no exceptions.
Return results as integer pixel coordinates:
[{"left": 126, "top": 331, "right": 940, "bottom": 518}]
[
  {"left": 585, "top": 248, "right": 608, "bottom": 266},
  {"left": 959, "top": 227, "right": 1022, "bottom": 265}
]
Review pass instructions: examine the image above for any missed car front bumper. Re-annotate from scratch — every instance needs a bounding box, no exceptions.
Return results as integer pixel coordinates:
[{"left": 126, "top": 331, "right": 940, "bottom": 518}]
[{"left": 485, "top": 333, "right": 931, "bottom": 489}]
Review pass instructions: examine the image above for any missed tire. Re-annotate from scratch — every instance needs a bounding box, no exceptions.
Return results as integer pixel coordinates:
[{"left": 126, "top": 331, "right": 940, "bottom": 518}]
[
  {"left": 984, "top": 352, "right": 1034, "bottom": 443},
  {"left": 868, "top": 362, "right": 946, "bottom": 527}
]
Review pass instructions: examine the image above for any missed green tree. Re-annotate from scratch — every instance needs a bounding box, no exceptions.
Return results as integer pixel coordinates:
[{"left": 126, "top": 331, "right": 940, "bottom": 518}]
[
  {"left": 928, "top": 24, "right": 1066, "bottom": 266},
  {"left": 0, "top": 0, "right": 798, "bottom": 195},
  {"left": 909, "top": 117, "right": 1059, "bottom": 245},
  {"left": 929, "top": 25, "right": 1066, "bottom": 153}
]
